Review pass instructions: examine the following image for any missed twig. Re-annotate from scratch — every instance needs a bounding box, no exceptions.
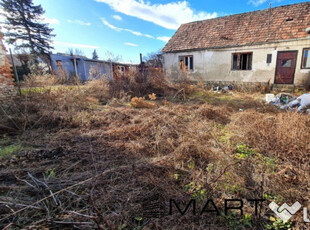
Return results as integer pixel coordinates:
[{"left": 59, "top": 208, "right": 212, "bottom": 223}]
[
  {"left": 52, "top": 221, "right": 92, "bottom": 225},
  {"left": 3, "top": 222, "right": 13, "bottom": 230},
  {"left": 67, "top": 211, "right": 95, "bottom": 219},
  {"left": 0, "top": 166, "right": 129, "bottom": 222},
  {"left": 0, "top": 201, "right": 41, "bottom": 210},
  {"left": 15, "top": 176, "right": 36, "bottom": 189},
  {"left": 212, "top": 161, "right": 241, "bottom": 183},
  {"left": 0, "top": 105, "right": 19, "bottom": 130},
  {"left": 27, "top": 172, "right": 58, "bottom": 205},
  {"left": 172, "top": 88, "right": 184, "bottom": 100},
  {"left": 30, "top": 105, "right": 57, "bottom": 129}
]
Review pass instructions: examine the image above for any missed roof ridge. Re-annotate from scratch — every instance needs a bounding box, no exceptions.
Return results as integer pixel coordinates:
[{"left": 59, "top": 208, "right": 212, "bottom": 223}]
[{"left": 181, "top": 1, "right": 309, "bottom": 26}]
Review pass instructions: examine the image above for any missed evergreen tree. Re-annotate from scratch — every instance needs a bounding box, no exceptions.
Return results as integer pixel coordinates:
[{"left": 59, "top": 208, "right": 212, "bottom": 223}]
[
  {"left": 92, "top": 49, "right": 99, "bottom": 60},
  {"left": 0, "top": 0, "right": 55, "bottom": 56}
]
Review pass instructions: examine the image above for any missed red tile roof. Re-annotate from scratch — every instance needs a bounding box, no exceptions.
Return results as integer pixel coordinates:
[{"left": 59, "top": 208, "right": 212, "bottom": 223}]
[{"left": 162, "top": 2, "right": 310, "bottom": 53}]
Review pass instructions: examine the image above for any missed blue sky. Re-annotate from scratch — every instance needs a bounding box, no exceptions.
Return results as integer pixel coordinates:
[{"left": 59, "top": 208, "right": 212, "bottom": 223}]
[{"left": 32, "top": 0, "right": 309, "bottom": 63}]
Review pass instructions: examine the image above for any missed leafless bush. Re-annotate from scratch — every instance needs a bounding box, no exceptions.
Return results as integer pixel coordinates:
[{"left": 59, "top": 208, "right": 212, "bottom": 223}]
[
  {"left": 23, "top": 74, "right": 58, "bottom": 87},
  {"left": 109, "top": 68, "right": 173, "bottom": 98},
  {"left": 84, "top": 77, "right": 110, "bottom": 103}
]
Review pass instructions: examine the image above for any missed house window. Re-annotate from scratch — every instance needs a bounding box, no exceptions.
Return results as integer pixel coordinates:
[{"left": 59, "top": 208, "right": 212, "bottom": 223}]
[
  {"left": 179, "top": 55, "right": 193, "bottom": 71},
  {"left": 118, "top": 66, "right": 125, "bottom": 72},
  {"left": 266, "top": 54, "right": 272, "bottom": 64},
  {"left": 301, "top": 48, "right": 310, "bottom": 69},
  {"left": 56, "top": 60, "right": 62, "bottom": 69},
  {"left": 232, "top": 52, "right": 252, "bottom": 70},
  {"left": 281, "top": 59, "right": 292, "bottom": 68}
]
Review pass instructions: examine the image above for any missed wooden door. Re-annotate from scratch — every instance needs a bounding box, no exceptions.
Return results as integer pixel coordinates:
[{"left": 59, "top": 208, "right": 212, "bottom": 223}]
[{"left": 275, "top": 51, "right": 297, "bottom": 84}]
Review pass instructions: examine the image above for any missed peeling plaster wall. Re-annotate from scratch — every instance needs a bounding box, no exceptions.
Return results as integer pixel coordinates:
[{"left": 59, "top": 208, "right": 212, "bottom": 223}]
[
  {"left": 163, "top": 39, "right": 310, "bottom": 87},
  {"left": 0, "top": 32, "right": 15, "bottom": 103}
]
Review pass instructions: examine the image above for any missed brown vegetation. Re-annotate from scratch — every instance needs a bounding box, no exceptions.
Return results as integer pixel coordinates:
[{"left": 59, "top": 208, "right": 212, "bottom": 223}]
[{"left": 0, "top": 71, "right": 309, "bottom": 229}]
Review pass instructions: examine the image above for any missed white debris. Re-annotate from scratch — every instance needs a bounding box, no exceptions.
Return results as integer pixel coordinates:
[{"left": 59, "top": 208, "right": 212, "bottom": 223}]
[
  {"left": 297, "top": 93, "right": 310, "bottom": 112},
  {"left": 265, "top": 94, "right": 275, "bottom": 103},
  {"left": 280, "top": 99, "right": 300, "bottom": 110},
  {"left": 269, "top": 93, "right": 296, "bottom": 107},
  {"left": 271, "top": 92, "right": 310, "bottom": 113}
]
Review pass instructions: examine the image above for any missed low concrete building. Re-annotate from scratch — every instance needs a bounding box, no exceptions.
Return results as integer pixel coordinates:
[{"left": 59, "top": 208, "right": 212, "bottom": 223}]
[
  {"left": 50, "top": 53, "right": 139, "bottom": 81},
  {"left": 50, "top": 53, "right": 113, "bottom": 81},
  {"left": 0, "top": 31, "right": 15, "bottom": 103},
  {"left": 162, "top": 2, "right": 310, "bottom": 88}
]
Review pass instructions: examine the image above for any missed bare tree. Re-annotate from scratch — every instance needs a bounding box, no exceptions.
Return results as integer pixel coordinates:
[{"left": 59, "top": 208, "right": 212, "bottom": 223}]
[
  {"left": 67, "top": 48, "right": 85, "bottom": 56},
  {"left": 105, "top": 50, "right": 122, "bottom": 62},
  {"left": 143, "top": 51, "right": 163, "bottom": 67}
]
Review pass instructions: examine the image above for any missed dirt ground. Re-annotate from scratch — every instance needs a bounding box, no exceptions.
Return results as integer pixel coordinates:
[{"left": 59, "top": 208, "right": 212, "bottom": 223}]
[{"left": 1, "top": 80, "right": 310, "bottom": 229}]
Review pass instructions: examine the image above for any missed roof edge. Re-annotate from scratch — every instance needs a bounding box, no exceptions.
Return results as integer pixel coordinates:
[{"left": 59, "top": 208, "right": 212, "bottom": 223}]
[{"left": 162, "top": 37, "right": 310, "bottom": 53}]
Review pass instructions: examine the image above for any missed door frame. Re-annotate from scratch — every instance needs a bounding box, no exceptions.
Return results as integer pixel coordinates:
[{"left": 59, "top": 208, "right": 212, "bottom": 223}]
[{"left": 274, "top": 50, "right": 298, "bottom": 84}]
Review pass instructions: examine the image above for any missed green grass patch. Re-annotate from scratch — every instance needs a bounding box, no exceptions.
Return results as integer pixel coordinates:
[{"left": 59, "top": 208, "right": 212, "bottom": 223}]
[
  {"left": 0, "top": 144, "right": 23, "bottom": 158},
  {"left": 21, "top": 87, "right": 48, "bottom": 95},
  {"left": 21, "top": 85, "right": 85, "bottom": 95}
]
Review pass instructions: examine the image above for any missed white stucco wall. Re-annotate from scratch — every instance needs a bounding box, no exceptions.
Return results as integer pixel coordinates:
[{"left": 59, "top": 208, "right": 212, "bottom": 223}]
[{"left": 163, "top": 39, "right": 310, "bottom": 86}]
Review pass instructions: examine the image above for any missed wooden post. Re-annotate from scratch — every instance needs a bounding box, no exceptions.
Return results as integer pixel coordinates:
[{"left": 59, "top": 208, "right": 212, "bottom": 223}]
[
  {"left": 9, "top": 48, "right": 21, "bottom": 96},
  {"left": 73, "top": 58, "right": 78, "bottom": 77}
]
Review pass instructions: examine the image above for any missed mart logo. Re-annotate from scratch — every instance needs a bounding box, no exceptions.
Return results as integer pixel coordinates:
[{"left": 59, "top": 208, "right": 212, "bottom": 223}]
[{"left": 269, "top": 202, "right": 302, "bottom": 223}]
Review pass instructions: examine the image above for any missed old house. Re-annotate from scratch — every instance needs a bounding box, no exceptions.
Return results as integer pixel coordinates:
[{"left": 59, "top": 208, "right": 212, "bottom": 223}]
[
  {"left": 50, "top": 53, "right": 113, "bottom": 81},
  {"left": 162, "top": 2, "right": 310, "bottom": 88},
  {"left": 0, "top": 31, "right": 15, "bottom": 103}
]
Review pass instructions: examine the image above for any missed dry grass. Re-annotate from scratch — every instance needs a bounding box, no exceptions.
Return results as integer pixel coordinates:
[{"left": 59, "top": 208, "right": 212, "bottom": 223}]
[{"left": 0, "top": 75, "right": 310, "bottom": 229}]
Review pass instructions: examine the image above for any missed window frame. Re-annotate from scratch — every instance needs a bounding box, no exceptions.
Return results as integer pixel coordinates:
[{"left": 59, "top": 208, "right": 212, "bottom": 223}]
[
  {"left": 301, "top": 48, "right": 310, "bottom": 69},
  {"left": 231, "top": 52, "right": 253, "bottom": 71},
  {"left": 179, "top": 55, "right": 194, "bottom": 71}
]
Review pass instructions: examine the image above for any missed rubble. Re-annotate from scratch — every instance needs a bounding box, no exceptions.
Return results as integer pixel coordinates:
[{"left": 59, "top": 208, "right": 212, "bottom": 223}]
[
  {"left": 212, "top": 85, "right": 232, "bottom": 93},
  {"left": 267, "top": 92, "right": 310, "bottom": 113}
]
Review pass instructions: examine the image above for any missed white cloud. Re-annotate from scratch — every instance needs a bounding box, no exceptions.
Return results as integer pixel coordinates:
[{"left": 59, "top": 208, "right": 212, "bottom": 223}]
[
  {"left": 101, "top": 18, "right": 150, "bottom": 38},
  {"left": 95, "top": 0, "right": 217, "bottom": 30},
  {"left": 157, "top": 36, "right": 171, "bottom": 42},
  {"left": 129, "top": 30, "right": 142, "bottom": 36},
  {"left": 101, "top": 18, "right": 170, "bottom": 43},
  {"left": 68, "top": 19, "right": 91, "bottom": 26},
  {"left": 248, "top": 0, "right": 282, "bottom": 6},
  {"left": 54, "top": 41, "right": 99, "bottom": 49},
  {"left": 113, "top": 15, "right": 122, "bottom": 20},
  {"left": 124, "top": 42, "right": 138, "bottom": 47},
  {"left": 145, "top": 34, "right": 154, "bottom": 39},
  {"left": 101, "top": 18, "right": 123, "bottom": 31},
  {"left": 41, "top": 16, "right": 59, "bottom": 25}
]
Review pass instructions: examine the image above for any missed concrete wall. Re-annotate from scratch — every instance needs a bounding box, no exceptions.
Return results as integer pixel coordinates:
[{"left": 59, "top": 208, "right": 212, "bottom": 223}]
[
  {"left": 50, "top": 54, "right": 83, "bottom": 79},
  {"left": 0, "top": 32, "right": 15, "bottom": 103},
  {"left": 84, "top": 60, "right": 112, "bottom": 81},
  {"left": 163, "top": 39, "right": 310, "bottom": 87}
]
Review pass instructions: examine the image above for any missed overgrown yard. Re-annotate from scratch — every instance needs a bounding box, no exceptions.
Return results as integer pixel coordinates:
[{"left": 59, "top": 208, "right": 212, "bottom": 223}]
[{"left": 0, "top": 74, "right": 310, "bottom": 229}]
